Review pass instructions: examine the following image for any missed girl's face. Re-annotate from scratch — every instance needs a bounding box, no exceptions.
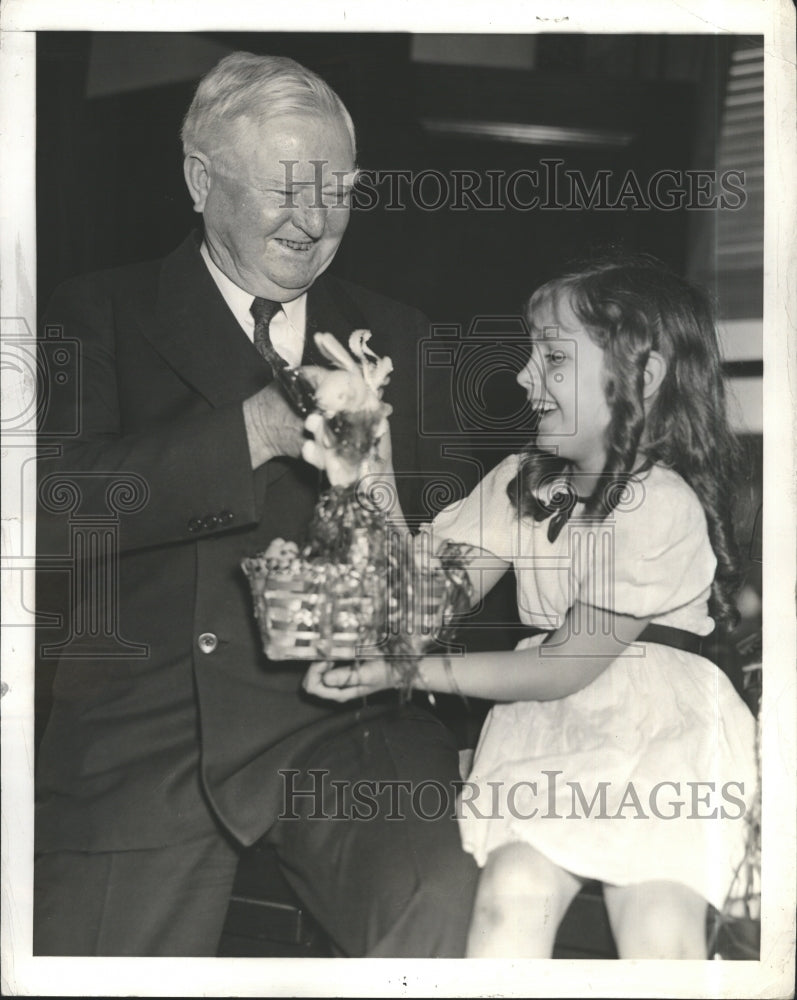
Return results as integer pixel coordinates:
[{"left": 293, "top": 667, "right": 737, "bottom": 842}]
[{"left": 516, "top": 292, "right": 612, "bottom": 476}]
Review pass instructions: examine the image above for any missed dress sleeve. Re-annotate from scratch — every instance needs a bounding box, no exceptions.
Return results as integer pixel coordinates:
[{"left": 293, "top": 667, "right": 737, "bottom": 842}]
[
  {"left": 578, "top": 469, "right": 717, "bottom": 619},
  {"left": 423, "top": 454, "right": 522, "bottom": 561}
]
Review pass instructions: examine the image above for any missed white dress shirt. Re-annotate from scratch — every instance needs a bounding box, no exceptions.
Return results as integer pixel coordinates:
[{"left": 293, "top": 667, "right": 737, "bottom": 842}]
[{"left": 200, "top": 241, "right": 307, "bottom": 367}]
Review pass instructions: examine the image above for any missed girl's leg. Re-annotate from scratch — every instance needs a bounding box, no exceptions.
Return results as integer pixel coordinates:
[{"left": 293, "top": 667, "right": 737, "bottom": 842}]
[
  {"left": 604, "top": 880, "right": 708, "bottom": 959},
  {"left": 466, "top": 842, "right": 583, "bottom": 958}
]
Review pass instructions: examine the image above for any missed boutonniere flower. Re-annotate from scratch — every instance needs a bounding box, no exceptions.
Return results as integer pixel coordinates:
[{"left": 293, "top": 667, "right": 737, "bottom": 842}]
[{"left": 302, "top": 330, "right": 393, "bottom": 487}]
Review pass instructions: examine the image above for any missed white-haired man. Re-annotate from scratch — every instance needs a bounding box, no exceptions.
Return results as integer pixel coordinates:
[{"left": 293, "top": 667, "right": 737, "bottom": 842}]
[{"left": 34, "top": 52, "right": 478, "bottom": 957}]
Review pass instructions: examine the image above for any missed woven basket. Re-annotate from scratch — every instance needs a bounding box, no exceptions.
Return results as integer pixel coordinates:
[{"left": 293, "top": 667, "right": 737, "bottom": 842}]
[
  {"left": 243, "top": 556, "right": 450, "bottom": 662},
  {"left": 243, "top": 557, "right": 387, "bottom": 660}
]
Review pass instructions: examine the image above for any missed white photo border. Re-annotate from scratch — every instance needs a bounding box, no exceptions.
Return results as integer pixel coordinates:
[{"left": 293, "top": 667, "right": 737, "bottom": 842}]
[{"left": 1, "top": 2, "right": 794, "bottom": 997}]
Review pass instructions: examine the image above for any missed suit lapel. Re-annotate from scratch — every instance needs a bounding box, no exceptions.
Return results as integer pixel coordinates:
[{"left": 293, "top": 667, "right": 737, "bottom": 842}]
[
  {"left": 142, "top": 233, "right": 299, "bottom": 493},
  {"left": 144, "top": 232, "right": 272, "bottom": 409},
  {"left": 144, "top": 243, "right": 384, "bottom": 427},
  {"left": 304, "top": 275, "right": 371, "bottom": 366},
  {"left": 146, "top": 241, "right": 374, "bottom": 394}
]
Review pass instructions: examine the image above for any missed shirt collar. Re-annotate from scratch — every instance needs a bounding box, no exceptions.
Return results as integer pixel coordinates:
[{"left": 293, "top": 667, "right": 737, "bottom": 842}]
[{"left": 200, "top": 241, "right": 306, "bottom": 335}]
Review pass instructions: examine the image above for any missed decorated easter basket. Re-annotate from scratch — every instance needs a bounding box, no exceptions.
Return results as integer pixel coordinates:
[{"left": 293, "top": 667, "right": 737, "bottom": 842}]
[
  {"left": 242, "top": 493, "right": 468, "bottom": 670},
  {"left": 243, "top": 550, "right": 386, "bottom": 661},
  {"left": 241, "top": 329, "right": 473, "bottom": 688}
]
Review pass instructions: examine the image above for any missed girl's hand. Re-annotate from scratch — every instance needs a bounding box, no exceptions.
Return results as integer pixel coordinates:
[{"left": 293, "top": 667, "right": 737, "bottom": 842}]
[{"left": 302, "top": 659, "right": 398, "bottom": 702}]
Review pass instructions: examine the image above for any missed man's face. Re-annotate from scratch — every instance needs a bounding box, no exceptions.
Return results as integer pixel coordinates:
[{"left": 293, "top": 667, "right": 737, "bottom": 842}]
[{"left": 196, "top": 113, "right": 356, "bottom": 301}]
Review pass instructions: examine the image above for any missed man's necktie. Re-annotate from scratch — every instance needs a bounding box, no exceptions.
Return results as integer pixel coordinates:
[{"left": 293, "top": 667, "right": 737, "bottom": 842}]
[
  {"left": 250, "top": 297, "right": 287, "bottom": 373},
  {"left": 250, "top": 295, "right": 315, "bottom": 415}
]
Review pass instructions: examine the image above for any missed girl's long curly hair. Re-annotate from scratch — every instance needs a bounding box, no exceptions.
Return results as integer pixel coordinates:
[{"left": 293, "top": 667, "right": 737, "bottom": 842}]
[{"left": 509, "top": 255, "right": 743, "bottom": 629}]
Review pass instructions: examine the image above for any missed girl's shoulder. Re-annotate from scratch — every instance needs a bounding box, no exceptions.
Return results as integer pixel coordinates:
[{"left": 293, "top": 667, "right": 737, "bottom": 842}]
[
  {"left": 583, "top": 464, "right": 716, "bottom": 619},
  {"left": 630, "top": 464, "right": 706, "bottom": 525},
  {"left": 428, "top": 453, "right": 522, "bottom": 556},
  {"left": 608, "top": 463, "right": 711, "bottom": 563}
]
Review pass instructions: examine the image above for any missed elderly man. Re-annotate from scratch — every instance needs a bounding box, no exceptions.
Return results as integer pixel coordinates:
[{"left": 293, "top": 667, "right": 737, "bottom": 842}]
[{"left": 34, "top": 51, "right": 477, "bottom": 957}]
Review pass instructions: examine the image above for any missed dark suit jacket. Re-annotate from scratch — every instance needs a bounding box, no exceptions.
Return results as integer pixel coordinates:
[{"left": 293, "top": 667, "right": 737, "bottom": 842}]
[{"left": 35, "top": 231, "right": 461, "bottom": 853}]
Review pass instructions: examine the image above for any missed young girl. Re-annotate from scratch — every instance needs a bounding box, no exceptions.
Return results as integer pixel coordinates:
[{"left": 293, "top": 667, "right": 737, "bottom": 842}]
[{"left": 303, "top": 258, "right": 758, "bottom": 959}]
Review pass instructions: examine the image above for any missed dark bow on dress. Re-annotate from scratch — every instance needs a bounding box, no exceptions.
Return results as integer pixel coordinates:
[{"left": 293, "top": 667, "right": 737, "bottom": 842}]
[{"left": 531, "top": 478, "right": 589, "bottom": 543}]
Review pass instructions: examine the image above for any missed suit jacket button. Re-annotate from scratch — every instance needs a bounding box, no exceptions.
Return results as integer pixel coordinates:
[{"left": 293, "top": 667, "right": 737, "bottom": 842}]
[
  {"left": 188, "top": 517, "right": 203, "bottom": 533},
  {"left": 203, "top": 514, "right": 219, "bottom": 529},
  {"left": 197, "top": 632, "right": 218, "bottom": 654}
]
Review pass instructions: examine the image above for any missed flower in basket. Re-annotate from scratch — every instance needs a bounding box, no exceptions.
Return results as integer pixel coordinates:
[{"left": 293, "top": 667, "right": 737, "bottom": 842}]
[
  {"left": 263, "top": 538, "right": 300, "bottom": 572},
  {"left": 302, "top": 330, "right": 393, "bottom": 487}
]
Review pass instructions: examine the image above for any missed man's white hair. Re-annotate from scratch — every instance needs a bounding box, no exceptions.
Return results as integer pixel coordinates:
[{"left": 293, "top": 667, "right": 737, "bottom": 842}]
[{"left": 181, "top": 51, "right": 356, "bottom": 161}]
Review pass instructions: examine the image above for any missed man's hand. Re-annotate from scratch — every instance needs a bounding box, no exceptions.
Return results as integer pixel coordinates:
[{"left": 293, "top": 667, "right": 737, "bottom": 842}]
[
  {"left": 243, "top": 383, "right": 307, "bottom": 469},
  {"left": 302, "top": 659, "right": 398, "bottom": 702}
]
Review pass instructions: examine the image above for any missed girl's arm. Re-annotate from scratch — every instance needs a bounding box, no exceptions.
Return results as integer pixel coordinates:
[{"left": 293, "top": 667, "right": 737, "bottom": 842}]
[
  {"left": 303, "top": 601, "right": 653, "bottom": 703},
  {"left": 414, "top": 538, "right": 511, "bottom": 605}
]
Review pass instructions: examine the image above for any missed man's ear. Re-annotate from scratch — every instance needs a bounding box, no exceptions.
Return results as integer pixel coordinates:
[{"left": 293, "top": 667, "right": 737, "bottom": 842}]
[
  {"left": 643, "top": 350, "right": 667, "bottom": 400},
  {"left": 184, "top": 153, "right": 211, "bottom": 213}
]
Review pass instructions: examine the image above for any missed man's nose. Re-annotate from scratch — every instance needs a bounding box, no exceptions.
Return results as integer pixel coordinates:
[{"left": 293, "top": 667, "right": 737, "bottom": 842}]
[{"left": 292, "top": 199, "right": 327, "bottom": 239}]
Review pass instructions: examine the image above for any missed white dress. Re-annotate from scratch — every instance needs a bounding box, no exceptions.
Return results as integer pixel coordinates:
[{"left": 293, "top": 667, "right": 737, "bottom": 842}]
[{"left": 428, "top": 455, "right": 757, "bottom": 911}]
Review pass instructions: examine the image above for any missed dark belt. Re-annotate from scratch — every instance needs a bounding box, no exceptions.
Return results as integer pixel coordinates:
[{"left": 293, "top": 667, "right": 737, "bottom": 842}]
[{"left": 637, "top": 623, "right": 705, "bottom": 656}]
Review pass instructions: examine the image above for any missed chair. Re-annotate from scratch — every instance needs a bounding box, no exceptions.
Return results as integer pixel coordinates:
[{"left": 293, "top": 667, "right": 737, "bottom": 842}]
[{"left": 218, "top": 842, "right": 332, "bottom": 957}]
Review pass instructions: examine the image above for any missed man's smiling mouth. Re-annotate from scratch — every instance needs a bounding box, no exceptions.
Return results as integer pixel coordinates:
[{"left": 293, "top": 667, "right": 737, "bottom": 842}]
[{"left": 275, "top": 238, "right": 315, "bottom": 252}]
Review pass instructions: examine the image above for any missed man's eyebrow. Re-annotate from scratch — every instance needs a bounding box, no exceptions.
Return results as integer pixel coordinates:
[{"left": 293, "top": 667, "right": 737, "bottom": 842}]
[
  {"left": 276, "top": 169, "right": 360, "bottom": 189},
  {"left": 316, "top": 169, "right": 360, "bottom": 188}
]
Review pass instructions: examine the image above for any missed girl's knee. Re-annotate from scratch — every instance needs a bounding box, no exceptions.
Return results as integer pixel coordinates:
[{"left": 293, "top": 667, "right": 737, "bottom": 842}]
[
  {"left": 606, "top": 881, "right": 707, "bottom": 959},
  {"left": 480, "top": 843, "right": 565, "bottom": 898},
  {"left": 467, "top": 844, "right": 580, "bottom": 957},
  {"left": 474, "top": 843, "right": 580, "bottom": 927}
]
